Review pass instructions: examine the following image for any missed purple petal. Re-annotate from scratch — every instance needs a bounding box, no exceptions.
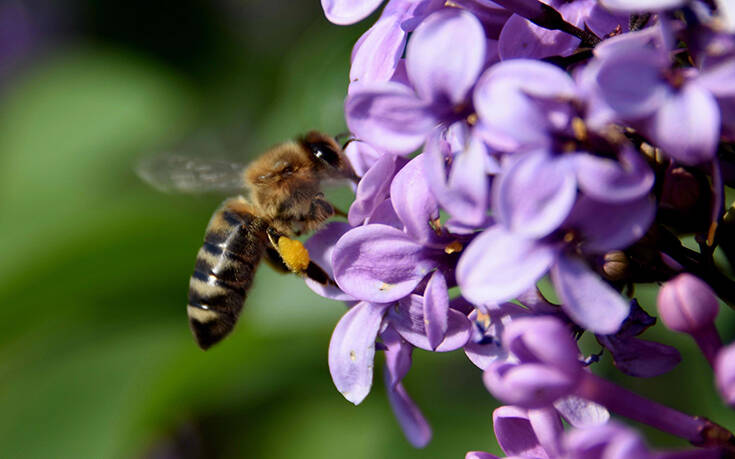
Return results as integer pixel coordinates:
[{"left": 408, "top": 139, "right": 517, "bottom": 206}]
[
  {"left": 367, "top": 198, "right": 403, "bottom": 228},
  {"left": 444, "top": 134, "right": 492, "bottom": 227},
  {"left": 305, "top": 222, "right": 356, "bottom": 301},
  {"left": 698, "top": 59, "right": 735, "bottom": 97},
  {"left": 350, "top": 9, "right": 407, "bottom": 84},
  {"left": 423, "top": 270, "right": 449, "bottom": 349},
  {"left": 551, "top": 254, "right": 630, "bottom": 334},
  {"left": 563, "top": 422, "right": 650, "bottom": 459},
  {"left": 344, "top": 140, "right": 383, "bottom": 178},
  {"left": 492, "top": 406, "right": 550, "bottom": 458},
  {"left": 574, "top": 147, "right": 654, "bottom": 202},
  {"left": 424, "top": 124, "right": 491, "bottom": 227},
  {"left": 328, "top": 302, "right": 391, "bottom": 404},
  {"left": 333, "top": 224, "right": 437, "bottom": 302},
  {"left": 321, "top": 0, "right": 385, "bottom": 25},
  {"left": 484, "top": 362, "right": 578, "bottom": 408},
  {"left": 553, "top": 396, "right": 610, "bottom": 428},
  {"left": 498, "top": 13, "right": 579, "bottom": 60},
  {"left": 648, "top": 81, "right": 721, "bottom": 165},
  {"left": 597, "top": 335, "right": 681, "bottom": 377},
  {"left": 465, "top": 305, "right": 529, "bottom": 370},
  {"left": 585, "top": 2, "right": 630, "bottom": 38},
  {"left": 345, "top": 82, "right": 437, "bottom": 155},
  {"left": 457, "top": 226, "right": 557, "bottom": 306},
  {"left": 599, "top": 0, "right": 686, "bottom": 12},
  {"left": 527, "top": 407, "right": 565, "bottom": 458},
  {"left": 474, "top": 60, "right": 577, "bottom": 150},
  {"left": 406, "top": 8, "right": 486, "bottom": 105},
  {"left": 567, "top": 194, "right": 655, "bottom": 253},
  {"left": 382, "top": 326, "right": 413, "bottom": 387},
  {"left": 390, "top": 155, "right": 442, "bottom": 245},
  {"left": 493, "top": 150, "right": 577, "bottom": 238},
  {"left": 478, "top": 58, "right": 578, "bottom": 99},
  {"left": 388, "top": 294, "right": 471, "bottom": 351},
  {"left": 349, "top": 153, "right": 398, "bottom": 226},
  {"left": 594, "top": 46, "right": 669, "bottom": 119},
  {"left": 502, "top": 316, "right": 582, "bottom": 374},
  {"left": 465, "top": 453, "right": 500, "bottom": 459},
  {"left": 385, "top": 378, "right": 432, "bottom": 448}
]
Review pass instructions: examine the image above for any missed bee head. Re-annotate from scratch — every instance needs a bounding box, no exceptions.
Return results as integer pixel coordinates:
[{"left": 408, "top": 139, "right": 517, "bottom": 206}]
[{"left": 301, "top": 131, "right": 358, "bottom": 182}]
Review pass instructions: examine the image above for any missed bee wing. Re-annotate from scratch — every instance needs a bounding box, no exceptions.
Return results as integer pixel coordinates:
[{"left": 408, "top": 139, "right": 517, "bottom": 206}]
[{"left": 136, "top": 154, "right": 247, "bottom": 194}]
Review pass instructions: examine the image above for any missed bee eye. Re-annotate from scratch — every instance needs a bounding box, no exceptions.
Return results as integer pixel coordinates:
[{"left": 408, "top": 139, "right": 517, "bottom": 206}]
[{"left": 308, "top": 142, "right": 340, "bottom": 168}]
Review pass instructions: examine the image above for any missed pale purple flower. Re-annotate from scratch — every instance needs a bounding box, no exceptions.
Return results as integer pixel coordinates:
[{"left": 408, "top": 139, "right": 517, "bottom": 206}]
[
  {"left": 423, "top": 123, "right": 495, "bottom": 229},
  {"left": 483, "top": 316, "right": 583, "bottom": 408},
  {"left": 579, "top": 28, "right": 726, "bottom": 165},
  {"left": 345, "top": 8, "right": 488, "bottom": 154},
  {"left": 458, "top": 189, "right": 654, "bottom": 334},
  {"left": 348, "top": 0, "right": 443, "bottom": 87},
  {"left": 333, "top": 155, "right": 458, "bottom": 304}
]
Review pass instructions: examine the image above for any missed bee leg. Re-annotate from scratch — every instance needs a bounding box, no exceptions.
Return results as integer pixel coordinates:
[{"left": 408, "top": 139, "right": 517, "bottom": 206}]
[
  {"left": 331, "top": 204, "right": 348, "bottom": 219},
  {"left": 265, "top": 228, "right": 334, "bottom": 285}
]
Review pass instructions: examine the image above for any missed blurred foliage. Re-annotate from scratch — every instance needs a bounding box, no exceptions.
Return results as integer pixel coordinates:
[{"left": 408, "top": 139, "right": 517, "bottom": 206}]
[{"left": 0, "top": 1, "right": 732, "bottom": 458}]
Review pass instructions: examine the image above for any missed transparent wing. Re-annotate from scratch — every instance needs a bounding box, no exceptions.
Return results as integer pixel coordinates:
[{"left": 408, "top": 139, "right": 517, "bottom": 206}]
[{"left": 136, "top": 154, "right": 247, "bottom": 194}]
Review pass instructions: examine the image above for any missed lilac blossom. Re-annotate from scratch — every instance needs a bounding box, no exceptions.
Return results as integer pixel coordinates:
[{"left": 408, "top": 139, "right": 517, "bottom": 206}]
[
  {"left": 311, "top": 0, "right": 735, "bottom": 454},
  {"left": 345, "top": 8, "right": 487, "bottom": 155}
]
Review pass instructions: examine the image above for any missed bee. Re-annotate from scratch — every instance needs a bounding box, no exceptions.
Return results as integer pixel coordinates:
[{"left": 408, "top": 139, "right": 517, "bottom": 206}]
[{"left": 138, "top": 131, "right": 357, "bottom": 349}]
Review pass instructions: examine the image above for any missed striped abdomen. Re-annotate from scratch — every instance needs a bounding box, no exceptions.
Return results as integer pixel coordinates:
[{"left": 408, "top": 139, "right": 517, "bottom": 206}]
[{"left": 187, "top": 198, "right": 268, "bottom": 349}]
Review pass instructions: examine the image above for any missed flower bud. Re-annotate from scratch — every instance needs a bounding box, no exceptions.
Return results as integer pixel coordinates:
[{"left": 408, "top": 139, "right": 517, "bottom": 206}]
[
  {"left": 657, "top": 274, "right": 718, "bottom": 333},
  {"left": 715, "top": 343, "right": 735, "bottom": 407}
]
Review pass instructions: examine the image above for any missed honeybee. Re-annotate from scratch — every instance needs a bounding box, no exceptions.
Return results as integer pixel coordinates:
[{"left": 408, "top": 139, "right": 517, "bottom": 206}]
[{"left": 139, "top": 131, "right": 357, "bottom": 349}]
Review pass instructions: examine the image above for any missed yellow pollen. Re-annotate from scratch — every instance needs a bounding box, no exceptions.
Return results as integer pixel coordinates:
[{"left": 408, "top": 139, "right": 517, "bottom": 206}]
[
  {"left": 429, "top": 217, "right": 443, "bottom": 236},
  {"left": 444, "top": 240, "right": 463, "bottom": 254},
  {"left": 349, "top": 350, "right": 357, "bottom": 361},
  {"left": 476, "top": 311, "right": 491, "bottom": 328},
  {"left": 571, "top": 117, "right": 587, "bottom": 141},
  {"left": 563, "top": 232, "right": 576, "bottom": 244},
  {"left": 467, "top": 113, "right": 478, "bottom": 125},
  {"left": 379, "top": 282, "right": 393, "bottom": 291},
  {"left": 445, "top": 0, "right": 460, "bottom": 6},
  {"left": 562, "top": 141, "right": 577, "bottom": 152},
  {"left": 277, "top": 237, "right": 310, "bottom": 273}
]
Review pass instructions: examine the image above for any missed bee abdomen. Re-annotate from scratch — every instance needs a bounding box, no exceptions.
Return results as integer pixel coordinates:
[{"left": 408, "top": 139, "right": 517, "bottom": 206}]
[{"left": 187, "top": 200, "right": 267, "bottom": 350}]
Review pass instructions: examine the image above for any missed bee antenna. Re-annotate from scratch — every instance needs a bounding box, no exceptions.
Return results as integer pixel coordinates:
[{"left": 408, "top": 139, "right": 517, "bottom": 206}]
[{"left": 341, "top": 136, "right": 362, "bottom": 150}]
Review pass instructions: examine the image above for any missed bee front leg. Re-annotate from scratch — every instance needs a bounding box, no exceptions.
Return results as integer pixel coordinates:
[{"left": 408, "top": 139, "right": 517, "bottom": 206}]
[{"left": 265, "top": 228, "right": 333, "bottom": 285}]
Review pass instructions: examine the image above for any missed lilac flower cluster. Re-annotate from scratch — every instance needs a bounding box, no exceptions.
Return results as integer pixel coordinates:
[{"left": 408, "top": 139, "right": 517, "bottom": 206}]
[{"left": 312, "top": 0, "right": 735, "bottom": 455}]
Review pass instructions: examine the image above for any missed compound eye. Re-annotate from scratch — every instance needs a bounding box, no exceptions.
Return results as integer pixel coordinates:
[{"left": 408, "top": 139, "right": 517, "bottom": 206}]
[{"left": 309, "top": 141, "right": 340, "bottom": 168}]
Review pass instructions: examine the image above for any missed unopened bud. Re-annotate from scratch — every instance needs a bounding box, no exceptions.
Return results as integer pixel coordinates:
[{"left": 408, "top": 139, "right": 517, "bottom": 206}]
[
  {"left": 716, "top": 344, "right": 735, "bottom": 407},
  {"left": 657, "top": 274, "right": 718, "bottom": 333},
  {"left": 660, "top": 167, "right": 700, "bottom": 211},
  {"left": 602, "top": 250, "right": 629, "bottom": 281}
]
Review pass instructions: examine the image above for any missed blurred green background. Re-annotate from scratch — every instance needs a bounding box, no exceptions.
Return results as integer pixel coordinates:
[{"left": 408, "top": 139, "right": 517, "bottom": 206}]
[{"left": 0, "top": 1, "right": 732, "bottom": 458}]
